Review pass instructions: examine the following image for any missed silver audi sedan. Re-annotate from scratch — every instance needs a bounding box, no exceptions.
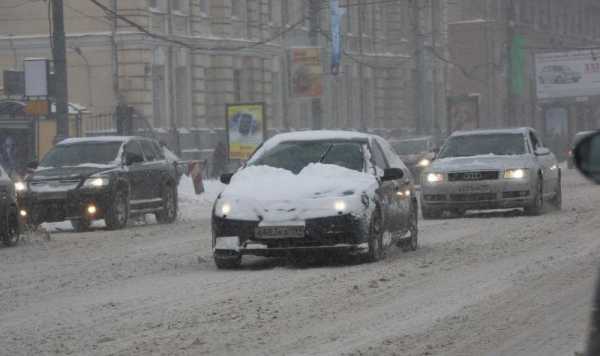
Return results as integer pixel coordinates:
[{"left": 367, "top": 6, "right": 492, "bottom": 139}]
[{"left": 420, "top": 127, "right": 562, "bottom": 219}]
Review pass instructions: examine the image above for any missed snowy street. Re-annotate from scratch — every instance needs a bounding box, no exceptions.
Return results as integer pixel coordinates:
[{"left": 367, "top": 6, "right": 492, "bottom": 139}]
[{"left": 0, "top": 169, "right": 598, "bottom": 356}]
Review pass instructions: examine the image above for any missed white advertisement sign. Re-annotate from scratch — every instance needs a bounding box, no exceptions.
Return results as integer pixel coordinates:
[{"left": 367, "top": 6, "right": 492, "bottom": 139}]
[
  {"left": 24, "top": 58, "right": 49, "bottom": 97},
  {"left": 535, "top": 50, "right": 600, "bottom": 99}
]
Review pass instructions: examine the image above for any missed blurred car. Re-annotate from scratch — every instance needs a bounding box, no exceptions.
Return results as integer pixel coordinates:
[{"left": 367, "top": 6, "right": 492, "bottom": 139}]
[
  {"left": 568, "top": 131, "right": 595, "bottom": 169},
  {"left": 420, "top": 128, "right": 562, "bottom": 219},
  {"left": 0, "top": 165, "right": 20, "bottom": 246},
  {"left": 211, "top": 131, "right": 419, "bottom": 269},
  {"left": 539, "top": 65, "right": 581, "bottom": 84},
  {"left": 17, "top": 136, "right": 179, "bottom": 231},
  {"left": 390, "top": 136, "right": 436, "bottom": 184}
]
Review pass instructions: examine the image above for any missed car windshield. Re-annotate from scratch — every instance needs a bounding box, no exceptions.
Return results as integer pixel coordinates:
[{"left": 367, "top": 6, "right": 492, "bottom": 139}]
[
  {"left": 439, "top": 133, "right": 526, "bottom": 158},
  {"left": 392, "top": 140, "right": 429, "bottom": 155},
  {"left": 40, "top": 142, "right": 122, "bottom": 167},
  {"left": 250, "top": 141, "right": 365, "bottom": 174}
]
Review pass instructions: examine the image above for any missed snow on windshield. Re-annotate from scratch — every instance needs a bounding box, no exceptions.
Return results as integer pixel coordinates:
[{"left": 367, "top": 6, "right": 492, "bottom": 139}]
[
  {"left": 250, "top": 141, "right": 365, "bottom": 174},
  {"left": 40, "top": 142, "right": 122, "bottom": 168},
  {"left": 439, "top": 134, "right": 526, "bottom": 158}
]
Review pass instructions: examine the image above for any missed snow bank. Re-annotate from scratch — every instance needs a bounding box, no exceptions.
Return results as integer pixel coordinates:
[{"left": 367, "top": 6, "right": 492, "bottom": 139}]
[{"left": 177, "top": 175, "right": 224, "bottom": 221}]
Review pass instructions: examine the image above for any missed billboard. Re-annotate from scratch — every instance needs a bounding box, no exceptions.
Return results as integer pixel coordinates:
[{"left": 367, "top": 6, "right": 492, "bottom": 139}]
[
  {"left": 536, "top": 50, "right": 600, "bottom": 99},
  {"left": 290, "top": 48, "right": 323, "bottom": 97},
  {"left": 225, "top": 103, "right": 266, "bottom": 161},
  {"left": 24, "top": 58, "right": 49, "bottom": 97}
]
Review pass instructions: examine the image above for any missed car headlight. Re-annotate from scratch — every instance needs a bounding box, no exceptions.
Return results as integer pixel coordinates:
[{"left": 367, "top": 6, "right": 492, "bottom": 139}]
[
  {"left": 504, "top": 169, "right": 528, "bottom": 179},
  {"left": 426, "top": 173, "right": 444, "bottom": 183},
  {"left": 83, "top": 177, "right": 110, "bottom": 188},
  {"left": 14, "top": 181, "right": 27, "bottom": 192},
  {"left": 417, "top": 159, "right": 431, "bottom": 168},
  {"left": 334, "top": 200, "right": 347, "bottom": 212},
  {"left": 221, "top": 203, "right": 232, "bottom": 216}
]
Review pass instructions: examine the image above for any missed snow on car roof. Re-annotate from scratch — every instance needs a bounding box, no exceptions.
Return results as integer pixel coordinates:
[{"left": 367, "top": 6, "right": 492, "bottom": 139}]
[
  {"left": 389, "top": 136, "right": 433, "bottom": 143},
  {"left": 57, "top": 136, "right": 137, "bottom": 145},
  {"left": 451, "top": 127, "right": 531, "bottom": 137}
]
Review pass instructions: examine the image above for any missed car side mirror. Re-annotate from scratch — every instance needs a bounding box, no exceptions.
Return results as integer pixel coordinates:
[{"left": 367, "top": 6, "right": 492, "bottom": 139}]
[
  {"left": 220, "top": 173, "right": 234, "bottom": 185},
  {"left": 26, "top": 160, "right": 39, "bottom": 170},
  {"left": 382, "top": 168, "right": 404, "bottom": 182},
  {"left": 574, "top": 130, "right": 600, "bottom": 184},
  {"left": 535, "top": 147, "right": 551, "bottom": 156}
]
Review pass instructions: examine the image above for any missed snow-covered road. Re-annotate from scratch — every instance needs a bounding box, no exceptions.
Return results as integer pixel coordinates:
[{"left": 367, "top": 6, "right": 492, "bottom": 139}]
[{"left": 0, "top": 169, "right": 598, "bottom": 356}]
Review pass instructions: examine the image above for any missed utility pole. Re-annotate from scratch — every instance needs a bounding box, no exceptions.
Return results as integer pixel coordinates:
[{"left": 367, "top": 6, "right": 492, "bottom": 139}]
[
  {"left": 413, "top": 0, "right": 426, "bottom": 135},
  {"left": 506, "top": 0, "right": 516, "bottom": 127},
  {"left": 51, "top": 0, "right": 70, "bottom": 141},
  {"left": 166, "top": 2, "right": 181, "bottom": 155},
  {"left": 357, "top": 0, "right": 367, "bottom": 132},
  {"left": 309, "top": 0, "right": 322, "bottom": 130},
  {"left": 111, "top": 0, "right": 120, "bottom": 104}
]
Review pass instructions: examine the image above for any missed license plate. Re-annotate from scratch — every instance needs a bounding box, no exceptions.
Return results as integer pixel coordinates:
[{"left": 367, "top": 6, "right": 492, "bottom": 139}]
[
  {"left": 255, "top": 225, "right": 305, "bottom": 239},
  {"left": 458, "top": 184, "right": 491, "bottom": 193},
  {"left": 38, "top": 192, "right": 68, "bottom": 201}
]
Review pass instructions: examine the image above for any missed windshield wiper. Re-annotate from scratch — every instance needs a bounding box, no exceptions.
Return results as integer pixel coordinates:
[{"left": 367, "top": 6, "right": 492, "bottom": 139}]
[{"left": 318, "top": 144, "right": 334, "bottom": 163}]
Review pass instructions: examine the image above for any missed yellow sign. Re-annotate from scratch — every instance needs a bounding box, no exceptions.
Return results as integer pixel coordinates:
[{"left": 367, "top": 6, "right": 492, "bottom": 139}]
[
  {"left": 25, "top": 100, "right": 49, "bottom": 116},
  {"left": 226, "top": 103, "right": 266, "bottom": 160}
]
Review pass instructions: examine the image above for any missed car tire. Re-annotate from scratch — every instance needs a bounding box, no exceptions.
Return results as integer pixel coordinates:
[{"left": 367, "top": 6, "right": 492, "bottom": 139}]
[
  {"left": 401, "top": 205, "right": 419, "bottom": 252},
  {"left": 422, "top": 206, "right": 442, "bottom": 220},
  {"left": 214, "top": 252, "right": 242, "bottom": 269},
  {"left": 105, "top": 188, "right": 129, "bottom": 230},
  {"left": 525, "top": 180, "right": 544, "bottom": 216},
  {"left": 155, "top": 184, "right": 177, "bottom": 224},
  {"left": 70, "top": 218, "right": 91, "bottom": 232},
  {"left": 1, "top": 208, "right": 19, "bottom": 247},
  {"left": 549, "top": 175, "right": 562, "bottom": 210},
  {"left": 366, "top": 209, "right": 384, "bottom": 262}
]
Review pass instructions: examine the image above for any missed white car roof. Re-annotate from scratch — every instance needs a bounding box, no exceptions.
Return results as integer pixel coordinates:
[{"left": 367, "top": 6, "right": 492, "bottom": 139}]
[
  {"left": 57, "top": 136, "right": 139, "bottom": 145},
  {"left": 271, "top": 130, "right": 374, "bottom": 143},
  {"left": 451, "top": 127, "right": 532, "bottom": 137}
]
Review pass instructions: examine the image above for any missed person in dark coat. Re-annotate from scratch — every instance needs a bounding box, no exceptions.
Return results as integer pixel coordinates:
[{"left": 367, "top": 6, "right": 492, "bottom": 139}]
[{"left": 212, "top": 141, "right": 227, "bottom": 179}]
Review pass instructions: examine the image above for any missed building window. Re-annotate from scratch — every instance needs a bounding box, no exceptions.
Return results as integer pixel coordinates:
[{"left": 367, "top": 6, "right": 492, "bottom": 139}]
[
  {"left": 152, "top": 65, "right": 166, "bottom": 128},
  {"left": 232, "top": 0, "right": 243, "bottom": 18},
  {"left": 199, "top": 0, "right": 208, "bottom": 14},
  {"left": 175, "top": 66, "right": 190, "bottom": 128}
]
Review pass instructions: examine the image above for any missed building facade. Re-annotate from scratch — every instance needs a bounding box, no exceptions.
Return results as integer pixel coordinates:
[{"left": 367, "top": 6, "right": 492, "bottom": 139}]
[
  {"left": 0, "top": 0, "right": 416, "bottom": 159},
  {"left": 448, "top": 0, "right": 600, "bottom": 155}
]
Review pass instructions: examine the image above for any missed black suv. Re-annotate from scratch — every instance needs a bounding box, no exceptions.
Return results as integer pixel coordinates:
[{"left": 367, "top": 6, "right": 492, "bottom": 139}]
[
  {"left": 0, "top": 165, "right": 20, "bottom": 246},
  {"left": 17, "top": 136, "right": 179, "bottom": 231}
]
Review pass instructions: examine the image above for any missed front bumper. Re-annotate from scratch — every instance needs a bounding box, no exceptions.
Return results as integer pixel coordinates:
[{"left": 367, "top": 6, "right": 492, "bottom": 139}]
[
  {"left": 18, "top": 188, "right": 112, "bottom": 223},
  {"left": 212, "top": 214, "right": 368, "bottom": 257},
  {"left": 420, "top": 178, "right": 535, "bottom": 211}
]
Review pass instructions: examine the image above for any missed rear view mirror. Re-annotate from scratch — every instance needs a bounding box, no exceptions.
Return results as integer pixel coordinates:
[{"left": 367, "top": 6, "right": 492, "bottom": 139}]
[
  {"left": 26, "top": 160, "right": 39, "bottom": 170},
  {"left": 220, "top": 173, "right": 233, "bottom": 185},
  {"left": 382, "top": 168, "right": 404, "bottom": 182},
  {"left": 574, "top": 130, "right": 600, "bottom": 184}
]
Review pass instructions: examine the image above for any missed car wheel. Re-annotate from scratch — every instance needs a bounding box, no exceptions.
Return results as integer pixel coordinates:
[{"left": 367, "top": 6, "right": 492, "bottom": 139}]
[
  {"left": 214, "top": 252, "right": 242, "bottom": 269},
  {"left": 525, "top": 181, "right": 544, "bottom": 216},
  {"left": 402, "top": 206, "right": 419, "bottom": 252},
  {"left": 105, "top": 189, "right": 129, "bottom": 230},
  {"left": 550, "top": 175, "right": 562, "bottom": 210},
  {"left": 155, "top": 184, "right": 177, "bottom": 224},
  {"left": 367, "top": 209, "right": 384, "bottom": 262},
  {"left": 422, "top": 206, "right": 442, "bottom": 220},
  {"left": 70, "top": 218, "right": 91, "bottom": 232},
  {"left": 2, "top": 208, "right": 19, "bottom": 247}
]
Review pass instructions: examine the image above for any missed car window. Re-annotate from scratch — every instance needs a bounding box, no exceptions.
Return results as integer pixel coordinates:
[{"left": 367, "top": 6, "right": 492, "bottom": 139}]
[
  {"left": 152, "top": 142, "right": 166, "bottom": 160},
  {"left": 140, "top": 140, "right": 158, "bottom": 161},
  {"left": 371, "top": 140, "right": 388, "bottom": 170},
  {"left": 124, "top": 141, "right": 145, "bottom": 163},
  {"left": 529, "top": 131, "right": 541, "bottom": 151},
  {"left": 439, "top": 134, "right": 526, "bottom": 158},
  {"left": 39, "top": 142, "right": 122, "bottom": 167}
]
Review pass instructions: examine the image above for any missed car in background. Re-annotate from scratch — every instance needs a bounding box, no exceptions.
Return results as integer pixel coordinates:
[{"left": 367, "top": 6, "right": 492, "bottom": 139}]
[
  {"left": 390, "top": 136, "right": 436, "bottom": 184},
  {"left": 420, "top": 128, "right": 561, "bottom": 219},
  {"left": 211, "top": 131, "right": 419, "bottom": 269},
  {"left": 0, "top": 165, "right": 20, "bottom": 246},
  {"left": 16, "top": 136, "right": 179, "bottom": 231},
  {"left": 539, "top": 65, "right": 582, "bottom": 84},
  {"left": 568, "top": 131, "right": 596, "bottom": 169}
]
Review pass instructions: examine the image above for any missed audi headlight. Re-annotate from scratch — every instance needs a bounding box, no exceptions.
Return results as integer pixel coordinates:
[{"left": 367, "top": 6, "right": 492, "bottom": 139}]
[
  {"left": 417, "top": 159, "right": 431, "bottom": 168},
  {"left": 504, "top": 169, "right": 528, "bottom": 179},
  {"left": 83, "top": 177, "right": 110, "bottom": 188},
  {"left": 426, "top": 173, "right": 444, "bottom": 183},
  {"left": 14, "top": 181, "right": 27, "bottom": 192}
]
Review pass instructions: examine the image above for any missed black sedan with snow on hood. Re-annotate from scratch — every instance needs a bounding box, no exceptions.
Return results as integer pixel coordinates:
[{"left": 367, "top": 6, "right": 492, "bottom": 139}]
[{"left": 211, "top": 130, "right": 419, "bottom": 269}]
